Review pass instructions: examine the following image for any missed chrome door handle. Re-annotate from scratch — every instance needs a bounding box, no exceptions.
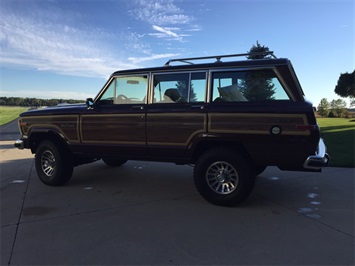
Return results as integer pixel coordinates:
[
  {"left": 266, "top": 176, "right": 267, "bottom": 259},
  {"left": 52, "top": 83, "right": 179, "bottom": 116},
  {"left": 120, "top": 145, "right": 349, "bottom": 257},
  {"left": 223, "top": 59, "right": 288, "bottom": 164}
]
[
  {"left": 191, "top": 105, "right": 205, "bottom": 110},
  {"left": 132, "top": 106, "right": 144, "bottom": 110}
]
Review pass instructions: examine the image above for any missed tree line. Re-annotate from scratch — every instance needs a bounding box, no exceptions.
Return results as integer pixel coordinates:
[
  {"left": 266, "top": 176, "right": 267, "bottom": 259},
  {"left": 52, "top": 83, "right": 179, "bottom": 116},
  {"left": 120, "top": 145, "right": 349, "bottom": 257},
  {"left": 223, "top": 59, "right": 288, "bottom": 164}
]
[
  {"left": 0, "top": 97, "right": 85, "bottom": 107},
  {"left": 318, "top": 69, "right": 355, "bottom": 118},
  {"left": 317, "top": 98, "right": 353, "bottom": 118}
]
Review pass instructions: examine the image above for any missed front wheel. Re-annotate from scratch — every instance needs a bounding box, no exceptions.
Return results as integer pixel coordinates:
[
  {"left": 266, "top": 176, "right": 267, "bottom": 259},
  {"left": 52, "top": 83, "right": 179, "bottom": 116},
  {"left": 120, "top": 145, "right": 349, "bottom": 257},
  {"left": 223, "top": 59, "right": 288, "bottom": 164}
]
[
  {"left": 35, "top": 140, "right": 74, "bottom": 186},
  {"left": 194, "top": 148, "right": 256, "bottom": 206}
]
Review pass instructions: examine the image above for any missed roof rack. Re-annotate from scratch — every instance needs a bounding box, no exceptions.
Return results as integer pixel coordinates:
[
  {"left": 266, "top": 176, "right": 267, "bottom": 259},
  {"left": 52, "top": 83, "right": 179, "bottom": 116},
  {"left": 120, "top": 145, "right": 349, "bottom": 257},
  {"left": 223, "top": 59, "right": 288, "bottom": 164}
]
[{"left": 164, "top": 51, "right": 276, "bottom": 66}]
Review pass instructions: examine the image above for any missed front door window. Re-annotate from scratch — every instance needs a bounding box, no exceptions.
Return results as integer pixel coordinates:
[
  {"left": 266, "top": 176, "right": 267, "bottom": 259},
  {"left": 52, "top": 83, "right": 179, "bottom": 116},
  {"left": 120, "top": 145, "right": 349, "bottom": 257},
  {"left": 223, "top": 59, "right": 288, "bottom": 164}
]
[{"left": 98, "top": 76, "right": 148, "bottom": 105}]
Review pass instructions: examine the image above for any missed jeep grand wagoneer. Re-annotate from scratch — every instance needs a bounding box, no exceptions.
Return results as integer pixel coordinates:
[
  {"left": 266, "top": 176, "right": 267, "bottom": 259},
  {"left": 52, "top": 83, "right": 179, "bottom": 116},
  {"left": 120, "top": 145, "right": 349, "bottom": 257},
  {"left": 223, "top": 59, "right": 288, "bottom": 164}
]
[{"left": 15, "top": 52, "right": 329, "bottom": 206}]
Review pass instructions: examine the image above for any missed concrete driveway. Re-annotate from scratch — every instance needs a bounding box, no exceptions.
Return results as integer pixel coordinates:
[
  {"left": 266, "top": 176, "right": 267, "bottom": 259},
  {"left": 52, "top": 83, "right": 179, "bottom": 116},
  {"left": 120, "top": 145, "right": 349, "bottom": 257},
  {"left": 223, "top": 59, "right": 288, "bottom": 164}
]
[{"left": 1, "top": 120, "right": 354, "bottom": 265}]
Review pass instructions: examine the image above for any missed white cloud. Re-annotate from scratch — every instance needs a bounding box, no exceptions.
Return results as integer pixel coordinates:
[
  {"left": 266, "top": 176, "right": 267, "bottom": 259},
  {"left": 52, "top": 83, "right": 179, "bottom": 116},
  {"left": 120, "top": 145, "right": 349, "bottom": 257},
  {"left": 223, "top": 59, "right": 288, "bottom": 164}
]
[
  {"left": 131, "top": 0, "right": 199, "bottom": 43},
  {"left": 128, "top": 53, "right": 179, "bottom": 64},
  {"left": 0, "top": 12, "right": 138, "bottom": 78},
  {"left": 0, "top": 0, "right": 202, "bottom": 81},
  {"left": 134, "top": 0, "right": 191, "bottom": 25},
  {"left": 151, "top": 25, "right": 181, "bottom": 40}
]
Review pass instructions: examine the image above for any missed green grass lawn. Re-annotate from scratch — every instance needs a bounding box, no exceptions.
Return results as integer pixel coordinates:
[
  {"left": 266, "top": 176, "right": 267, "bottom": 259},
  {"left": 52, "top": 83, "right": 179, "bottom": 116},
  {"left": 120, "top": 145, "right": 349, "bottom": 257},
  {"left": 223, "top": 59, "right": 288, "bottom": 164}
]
[
  {"left": 0, "top": 106, "right": 28, "bottom": 126},
  {"left": 317, "top": 118, "right": 355, "bottom": 167}
]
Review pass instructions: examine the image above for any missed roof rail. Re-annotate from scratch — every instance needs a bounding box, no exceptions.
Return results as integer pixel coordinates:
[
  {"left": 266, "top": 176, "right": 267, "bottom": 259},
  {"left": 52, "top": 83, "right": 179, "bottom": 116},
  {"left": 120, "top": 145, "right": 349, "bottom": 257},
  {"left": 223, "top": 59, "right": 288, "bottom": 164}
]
[{"left": 164, "top": 51, "right": 276, "bottom": 66}]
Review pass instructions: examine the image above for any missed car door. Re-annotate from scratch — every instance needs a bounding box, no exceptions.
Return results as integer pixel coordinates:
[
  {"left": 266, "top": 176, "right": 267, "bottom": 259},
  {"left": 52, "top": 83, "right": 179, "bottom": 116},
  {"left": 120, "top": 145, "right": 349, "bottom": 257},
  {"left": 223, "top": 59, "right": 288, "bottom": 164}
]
[
  {"left": 80, "top": 75, "right": 148, "bottom": 156},
  {"left": 146, "top": 71, "right": 207, "bottom": 158}
]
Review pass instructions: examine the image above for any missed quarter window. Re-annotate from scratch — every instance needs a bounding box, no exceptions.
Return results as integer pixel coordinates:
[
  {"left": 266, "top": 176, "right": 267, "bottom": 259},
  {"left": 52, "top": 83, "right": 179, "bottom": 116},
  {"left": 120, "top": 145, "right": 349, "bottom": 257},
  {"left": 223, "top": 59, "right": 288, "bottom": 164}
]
[
  {"left": 191, "top": 72, "right": 206, "bottom": 102},
  {"left": 212, "top": 69, "right": 289, "bottom": 102}
]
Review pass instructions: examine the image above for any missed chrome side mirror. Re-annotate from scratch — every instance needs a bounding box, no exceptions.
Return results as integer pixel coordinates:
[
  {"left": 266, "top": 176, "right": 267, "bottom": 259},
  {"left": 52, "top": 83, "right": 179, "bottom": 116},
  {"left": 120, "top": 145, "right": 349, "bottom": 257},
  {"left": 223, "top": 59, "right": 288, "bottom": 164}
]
[{"left": 86, "top": 98, "right": 95, "bottom": 109}]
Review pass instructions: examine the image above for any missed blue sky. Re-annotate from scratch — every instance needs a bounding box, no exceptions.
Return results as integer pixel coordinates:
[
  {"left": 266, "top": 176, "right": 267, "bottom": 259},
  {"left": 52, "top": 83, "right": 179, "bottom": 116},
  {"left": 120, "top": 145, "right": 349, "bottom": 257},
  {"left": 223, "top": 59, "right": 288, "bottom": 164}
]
[{"left": 1, "top": 0, "right": 354, "bottom": 106}]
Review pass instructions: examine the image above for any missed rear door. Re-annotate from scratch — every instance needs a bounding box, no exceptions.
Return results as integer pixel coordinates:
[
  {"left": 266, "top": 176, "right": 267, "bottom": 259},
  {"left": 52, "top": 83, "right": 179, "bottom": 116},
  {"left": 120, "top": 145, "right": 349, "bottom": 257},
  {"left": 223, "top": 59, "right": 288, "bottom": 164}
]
[{"left": 146, "top": 71, "right": 207, "bottom": 159}]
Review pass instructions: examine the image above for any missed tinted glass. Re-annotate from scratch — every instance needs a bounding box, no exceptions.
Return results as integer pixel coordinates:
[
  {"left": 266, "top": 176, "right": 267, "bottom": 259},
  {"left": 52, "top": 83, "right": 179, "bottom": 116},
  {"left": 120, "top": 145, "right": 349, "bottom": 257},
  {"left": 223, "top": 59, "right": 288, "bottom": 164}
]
[{"left": 212, "top": 69, "right": 289, "bottom": 102}]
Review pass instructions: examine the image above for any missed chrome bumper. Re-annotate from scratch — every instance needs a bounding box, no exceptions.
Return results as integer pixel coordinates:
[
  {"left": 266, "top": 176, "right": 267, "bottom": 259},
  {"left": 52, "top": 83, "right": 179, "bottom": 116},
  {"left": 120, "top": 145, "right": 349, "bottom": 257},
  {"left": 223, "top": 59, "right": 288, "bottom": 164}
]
[
  {"left": 304, "top": 138, "right": 330, "bottom": 170},
  {"left": 14, "top": 139, "right": 25, "bottom": 149}
]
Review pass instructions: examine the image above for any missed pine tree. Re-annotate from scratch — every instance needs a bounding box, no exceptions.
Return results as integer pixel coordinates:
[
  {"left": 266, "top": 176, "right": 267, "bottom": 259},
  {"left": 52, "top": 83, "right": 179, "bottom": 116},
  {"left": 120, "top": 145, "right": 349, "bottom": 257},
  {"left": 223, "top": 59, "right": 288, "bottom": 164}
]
[
  {"left": 247, "top": 41, "right": 272, "bottom": 59},
  {"left": 240, "top": 42, "right": 275, "bottom": 100},
  {"left": 176, "top": 80, "right": 197, "bottom": 102}
]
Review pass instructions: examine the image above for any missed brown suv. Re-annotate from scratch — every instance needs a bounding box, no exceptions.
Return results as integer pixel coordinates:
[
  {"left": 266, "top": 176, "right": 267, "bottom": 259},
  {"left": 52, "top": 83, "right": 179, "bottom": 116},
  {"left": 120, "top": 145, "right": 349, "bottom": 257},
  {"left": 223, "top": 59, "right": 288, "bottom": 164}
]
[{"left": 15, "top": 52, "right": 329, "bottom": 206}]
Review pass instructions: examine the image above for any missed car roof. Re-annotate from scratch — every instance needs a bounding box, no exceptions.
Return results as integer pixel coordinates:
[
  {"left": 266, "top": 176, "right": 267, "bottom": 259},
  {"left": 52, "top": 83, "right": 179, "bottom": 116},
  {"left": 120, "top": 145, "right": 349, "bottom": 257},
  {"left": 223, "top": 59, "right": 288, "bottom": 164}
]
[{"left": 111, "top": 56, "right": 291, "bottom": 76}]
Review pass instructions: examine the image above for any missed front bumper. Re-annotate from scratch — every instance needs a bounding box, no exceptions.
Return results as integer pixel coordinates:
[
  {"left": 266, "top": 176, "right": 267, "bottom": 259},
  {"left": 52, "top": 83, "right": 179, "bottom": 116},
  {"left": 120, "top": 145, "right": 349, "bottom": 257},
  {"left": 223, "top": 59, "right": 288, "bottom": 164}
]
[
  {"left": 14, "top": 139, "right": 25, "bottom": 149},
  {"left": 304, "top": 138, "right": 330, "bottom": 170}
]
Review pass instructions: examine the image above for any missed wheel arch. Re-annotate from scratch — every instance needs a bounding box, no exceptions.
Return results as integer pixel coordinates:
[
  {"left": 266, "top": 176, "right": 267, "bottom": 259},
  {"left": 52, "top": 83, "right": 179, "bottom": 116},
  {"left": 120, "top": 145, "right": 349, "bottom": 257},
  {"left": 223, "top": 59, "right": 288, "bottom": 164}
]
[
  {"left": 28, "top": 130, "right": 70, "bottom": 154},
  {"left": 190, "top": 140, "right": 254, "bottom": 165}
]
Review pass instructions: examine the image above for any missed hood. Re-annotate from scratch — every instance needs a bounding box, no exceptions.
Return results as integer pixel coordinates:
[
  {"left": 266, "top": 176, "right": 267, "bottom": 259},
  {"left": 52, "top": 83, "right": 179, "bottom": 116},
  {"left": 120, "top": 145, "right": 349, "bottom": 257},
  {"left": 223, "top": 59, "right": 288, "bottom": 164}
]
[{"left": 20, "top": 103, "right": 87, "bottom": 117}]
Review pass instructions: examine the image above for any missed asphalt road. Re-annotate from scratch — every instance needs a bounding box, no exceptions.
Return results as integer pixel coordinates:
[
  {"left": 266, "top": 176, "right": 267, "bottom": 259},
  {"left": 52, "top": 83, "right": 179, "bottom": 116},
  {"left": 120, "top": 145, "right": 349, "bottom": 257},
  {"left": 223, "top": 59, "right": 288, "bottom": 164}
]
[
  {"left": 0, "top": 119, "right": 21, "bottom": 141},
  {"left": 0, "top": 120, "right": 354, "bottom": 265}
]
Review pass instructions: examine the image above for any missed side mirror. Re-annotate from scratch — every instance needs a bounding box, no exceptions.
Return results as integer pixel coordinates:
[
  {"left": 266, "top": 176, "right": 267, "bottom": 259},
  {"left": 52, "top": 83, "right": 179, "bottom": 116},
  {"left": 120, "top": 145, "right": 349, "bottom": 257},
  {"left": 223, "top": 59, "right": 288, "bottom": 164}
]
[{"left": 86, "top": 98, "right": 95, "bottom": 109}]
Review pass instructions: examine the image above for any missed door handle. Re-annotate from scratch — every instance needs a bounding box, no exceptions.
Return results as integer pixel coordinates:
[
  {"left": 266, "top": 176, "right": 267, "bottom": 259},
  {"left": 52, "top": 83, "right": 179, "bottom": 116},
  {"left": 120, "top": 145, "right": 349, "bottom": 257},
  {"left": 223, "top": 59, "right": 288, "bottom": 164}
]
[
  {"left": 132, "top": 106, "right": 144, "bottom": 110},
  {"left": 191, "top": 105, "right": 205, "bottom": 110}
]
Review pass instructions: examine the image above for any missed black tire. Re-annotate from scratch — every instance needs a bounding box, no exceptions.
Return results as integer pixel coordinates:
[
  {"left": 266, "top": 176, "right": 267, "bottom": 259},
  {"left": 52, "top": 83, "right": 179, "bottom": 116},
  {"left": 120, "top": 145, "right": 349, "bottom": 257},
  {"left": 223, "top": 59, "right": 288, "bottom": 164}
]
[
  {"left": 35, "top": 140, "right": 74, "bottom": 186},
  {"left": 194, "top": 148, "right": 256, "bottom": 206},
  {"left": 102, "top": 158, "right": 127, "bottom": 167}
]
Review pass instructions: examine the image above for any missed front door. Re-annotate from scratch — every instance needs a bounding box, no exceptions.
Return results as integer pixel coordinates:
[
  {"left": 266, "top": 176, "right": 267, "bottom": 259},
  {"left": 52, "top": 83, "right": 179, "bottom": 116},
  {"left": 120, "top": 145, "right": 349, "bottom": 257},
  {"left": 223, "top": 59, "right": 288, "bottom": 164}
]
[{"left": 80, "top": 75, "right": 148, "bottom": 156}]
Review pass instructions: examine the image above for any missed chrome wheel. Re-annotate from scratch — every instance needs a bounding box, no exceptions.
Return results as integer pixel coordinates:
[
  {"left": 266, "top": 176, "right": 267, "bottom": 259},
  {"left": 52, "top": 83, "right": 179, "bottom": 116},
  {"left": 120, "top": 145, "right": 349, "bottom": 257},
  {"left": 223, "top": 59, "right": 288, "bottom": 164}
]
[
  {"left": 41, "top": 150, "right": 56, "bottom": 177},
  {"left": 206, "top": 161, "right": 239, "bottom": 195},
  {"left": 35, "top": 140, "right": 73, "bottom": 186}
]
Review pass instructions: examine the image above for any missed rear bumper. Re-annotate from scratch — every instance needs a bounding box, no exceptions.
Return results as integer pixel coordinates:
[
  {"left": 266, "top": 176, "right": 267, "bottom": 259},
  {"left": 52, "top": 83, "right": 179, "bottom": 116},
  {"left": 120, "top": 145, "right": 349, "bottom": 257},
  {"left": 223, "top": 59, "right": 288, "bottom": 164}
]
[{"left": 303, "top": 138, "right": 330, "bottom": 170}]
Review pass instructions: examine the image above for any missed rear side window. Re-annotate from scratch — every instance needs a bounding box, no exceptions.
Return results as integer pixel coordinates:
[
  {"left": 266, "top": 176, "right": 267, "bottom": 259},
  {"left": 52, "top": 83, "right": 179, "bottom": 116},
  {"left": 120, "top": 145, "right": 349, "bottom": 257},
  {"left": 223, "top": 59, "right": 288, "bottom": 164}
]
[
  {"left": 153, "top": 72, "right": 206, "bottom": 103},
  {"left": 211, "top": 69, "right": 289, "bottom": 102}
]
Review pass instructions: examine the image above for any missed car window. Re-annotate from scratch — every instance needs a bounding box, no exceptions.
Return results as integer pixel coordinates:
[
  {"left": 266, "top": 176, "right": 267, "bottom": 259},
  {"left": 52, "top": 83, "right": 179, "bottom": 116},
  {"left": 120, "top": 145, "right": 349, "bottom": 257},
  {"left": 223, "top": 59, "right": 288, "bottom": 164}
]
[
  {"left": 211, "top": 69, "right": 290, "bottom": 102},
  {"left": 153, "top": 72, "right": 206, "bottom": 103},
  {"left": 98, "top": 76, "right": 148, "bottom": 105},
  {"left": 190, "top": 72, "right": 206, "bottom": 102}
]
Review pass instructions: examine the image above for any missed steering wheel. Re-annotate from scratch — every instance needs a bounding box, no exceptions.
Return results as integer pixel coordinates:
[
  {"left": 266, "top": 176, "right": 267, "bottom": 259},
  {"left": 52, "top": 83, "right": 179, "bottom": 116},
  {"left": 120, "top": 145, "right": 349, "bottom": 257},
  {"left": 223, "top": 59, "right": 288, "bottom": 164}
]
[{"left": 117, "top": 94, "right": 128, "bottom": 103}]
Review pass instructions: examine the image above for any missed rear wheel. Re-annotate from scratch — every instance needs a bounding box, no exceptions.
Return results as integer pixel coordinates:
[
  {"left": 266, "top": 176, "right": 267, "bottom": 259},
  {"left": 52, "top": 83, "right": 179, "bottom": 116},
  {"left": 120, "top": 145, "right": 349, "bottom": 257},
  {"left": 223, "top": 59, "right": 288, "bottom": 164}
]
[
  {"left": 35, "top": 140, "right": 74, "bottom": 186},
  {"left": 194, "top": 148, "right": 256, "bottom": 206}
]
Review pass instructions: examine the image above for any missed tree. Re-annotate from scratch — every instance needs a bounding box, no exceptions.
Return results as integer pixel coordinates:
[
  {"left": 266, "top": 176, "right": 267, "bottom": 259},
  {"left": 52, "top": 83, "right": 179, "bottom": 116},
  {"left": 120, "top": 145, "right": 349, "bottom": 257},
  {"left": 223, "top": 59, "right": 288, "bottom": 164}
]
[
  {"left": 176, "top": 80, "right": 197, "bottom": 102},
  {"left": 330, "top": 99, "right": 347, "bottom": 117},
  {"left": 350, "top": 97, "right": 355, "bottom": 108},
  {"left": 317, "top": 98, "right": 330, "bottom": 117},
  {"left": 240, "top": 70, "right": 276, "bottom": 101},
  {"left": 334, "top": 70, "right": 355, "bottom": 98},
  {"left": 241, "top": 42, "right": 275, "bottom": 100},
  {"left": 247, "top": 41, "right": 273, "bottom": 59}
]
